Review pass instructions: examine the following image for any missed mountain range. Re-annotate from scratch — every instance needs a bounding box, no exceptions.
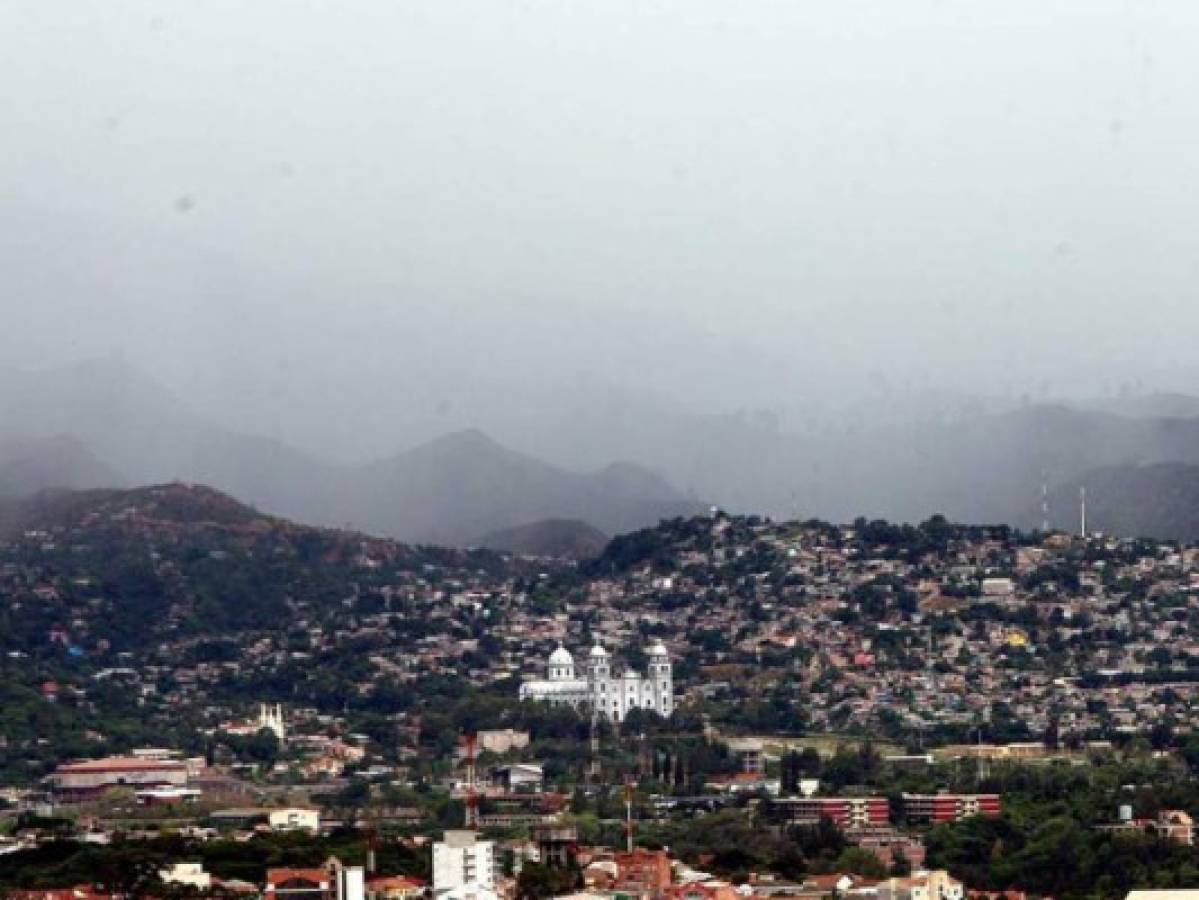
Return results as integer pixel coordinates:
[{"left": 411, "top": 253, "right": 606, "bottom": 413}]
[
  {"left": 0, "top": 360, "right": 703, "bottom": 546},
  {"left": 10, "top": 358, "right": 1199, "bottom": 543},
  {"left": 1038, "top": 463, "right": 1199, "bottom": 542}
]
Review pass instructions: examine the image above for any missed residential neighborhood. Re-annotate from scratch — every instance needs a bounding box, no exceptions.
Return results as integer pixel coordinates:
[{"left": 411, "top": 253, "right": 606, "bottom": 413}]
[{"left": 3, "top": 488, "right": 1199, "bottom": 896}]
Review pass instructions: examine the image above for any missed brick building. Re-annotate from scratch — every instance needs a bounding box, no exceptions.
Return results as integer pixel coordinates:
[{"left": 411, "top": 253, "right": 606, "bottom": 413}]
[{"left": 614, "top": 849, "right": 672, "bottom": 898}]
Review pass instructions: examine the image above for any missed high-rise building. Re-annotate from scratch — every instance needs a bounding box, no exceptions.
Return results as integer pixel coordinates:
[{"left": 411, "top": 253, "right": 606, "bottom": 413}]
[{"left": 433, "top": 831, "right": 498, "bottom": 900}]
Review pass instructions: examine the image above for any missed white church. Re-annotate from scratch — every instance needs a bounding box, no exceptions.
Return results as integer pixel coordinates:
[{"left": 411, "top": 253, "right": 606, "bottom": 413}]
[{"left": 519, "top": 640, "right": 673, "bottom": 722}]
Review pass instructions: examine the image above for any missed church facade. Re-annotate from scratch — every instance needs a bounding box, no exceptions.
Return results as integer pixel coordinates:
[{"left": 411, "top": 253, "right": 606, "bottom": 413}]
[{"left": 518, "top": 641, "right": 673, "bottom": 722}]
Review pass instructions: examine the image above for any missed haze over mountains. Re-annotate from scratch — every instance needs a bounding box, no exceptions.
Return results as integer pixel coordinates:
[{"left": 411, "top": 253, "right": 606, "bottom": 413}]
[
  {"left": 0, "top": 360, "right": 703, "bottom": 546},
  {"left": 7, "top": 359, "right": 1199, "bottom": 544}
]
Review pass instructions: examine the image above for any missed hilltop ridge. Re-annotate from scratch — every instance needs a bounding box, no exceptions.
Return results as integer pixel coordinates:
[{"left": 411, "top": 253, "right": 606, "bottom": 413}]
[{"left": 0, "top": 361, "right": 702, "bottom": 546}]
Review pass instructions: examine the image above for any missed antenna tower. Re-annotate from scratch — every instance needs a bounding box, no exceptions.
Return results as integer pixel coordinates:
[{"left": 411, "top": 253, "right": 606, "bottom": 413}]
[
  {"left": 623, "top": 780, "right": 635, "bottom": 853},
  {"left": 1040, "top": 469, "right": 1050, "bottom": 532},
  {"left": 462, "top": 732, "right": 479, "bottom": 829},
  {"left": 588, "top": 711, "right": 601, "bottom": 783},
  {"left": 637, "top": 732, "right": 651, "bottom": 779}
]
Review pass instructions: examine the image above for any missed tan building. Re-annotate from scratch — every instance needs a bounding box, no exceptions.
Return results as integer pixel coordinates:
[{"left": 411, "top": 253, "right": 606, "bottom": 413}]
[
  {"left": 1154, "top": 810, "right": 1194, "bottom": 846},
  {"left": 878, "top": 871, "right": 964, "bottom": 900},
  {"left": 476, "top": 729, "right": 530, "bottom": 755},
  {"left": 50, "top": 756, "right": 189, "bottom": 802}
]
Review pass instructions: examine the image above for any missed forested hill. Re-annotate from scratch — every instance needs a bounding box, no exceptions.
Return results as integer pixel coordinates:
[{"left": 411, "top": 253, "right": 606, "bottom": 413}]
[
  {"left": 0, "top": 483, "right": 522, "bottom": 655},
  {"left": 1040, "top": 462, "right": 1199, "bottom": 542},
  {"left": 0, "top": 483, "right": 562, "bottom": 784},
  {"left": 479, "top": 517, "right": 609, "bottom": 558}
]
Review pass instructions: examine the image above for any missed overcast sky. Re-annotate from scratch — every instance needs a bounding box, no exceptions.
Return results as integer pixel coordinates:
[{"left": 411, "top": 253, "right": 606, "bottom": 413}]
[{"left": 4, "top": 0, "right": 1199, "bottom": 461}]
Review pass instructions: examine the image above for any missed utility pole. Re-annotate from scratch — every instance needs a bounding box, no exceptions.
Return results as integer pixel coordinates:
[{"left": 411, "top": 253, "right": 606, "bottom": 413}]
[
  {"left": 1041, "top": 469, "right": 1050, "bottom": 532},
  {"left": 462, "top": 732, "right": 479, "bottom": 829},
  {"left": 623, "top": 781, "right": 634, "bottom": 853},
  {"left": 588, "top": 712, "right": 601, "bottom": 784}
]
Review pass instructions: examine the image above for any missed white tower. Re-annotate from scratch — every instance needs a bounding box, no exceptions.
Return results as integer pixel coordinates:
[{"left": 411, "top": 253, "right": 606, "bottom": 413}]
[
  {"left": 586, "top": 643, "right": 611, "bottom": 709},
  {"left": 647, "top": 641, "right": 673, "bottom": 717},
  {"left": 1040, "top": 470, "right": 1050, "bottom": 532},
  {"left": 258, "top": 703, "right": 286, "bottom": 741},
  {"left": 586, "top": 643, "right": 611, "bottom": 683},
  {"left": 547, "top": 645, "right": 575, "bottom": 682}
]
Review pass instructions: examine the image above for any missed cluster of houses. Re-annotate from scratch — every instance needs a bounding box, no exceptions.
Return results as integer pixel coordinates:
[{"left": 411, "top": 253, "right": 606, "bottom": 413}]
[
  {"left": 11, "top": 492, "right": 1199, "bottom": 783},
  {"left": 3, "top": 857, "right": 425, "bottom": 899},
  {"left": 430, "top": 828, "right": 973, "bottom": 900}
]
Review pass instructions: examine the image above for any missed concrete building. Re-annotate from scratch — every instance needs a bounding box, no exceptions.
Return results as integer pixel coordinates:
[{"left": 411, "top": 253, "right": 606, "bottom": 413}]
[
  {"left": 366, "top": 875, "right": 426, "bottom": 900},
  {"left": 476, "top": 729, "right": 530, "bottom": 755},
  {"left": 767, "top": 796, "right": 890, "bottom": 828},
  {"left": 270, "top": 807, "right": 322, "bottom": 833},
  {"left": 265, "top": 867, "right": 334, "bottom": 899},
  {"left": 492, "top": 763, "right": 544, "bottom": 793},
  {"left": 1104, "top": 809, "right": 1196, "bottom": 846},
  {"left": 265, "top": 861, "right": 364, "bottom": 900},
  {"left": 1153, "top": 810, "right": 1195, "bottom": 846},
  {"left": 613, "top": 848, "right": 672, "bottom": 898},
  {"left": 725, "top": 738, "right": 765, "bottom": 775},
  {"left": 433, "top": 831, "right": 498, "bottom": 900},
  {"left": 49, "top": 756, "right": 189, "bottom": 802},
  {"left": 158, "top": 862, "right": 211, "bottom": 891},
  {"left": 669, "top": 882, "right": 739, "bottom": 900},
  {"left": 902, "top": 793, "right": 1001, "bottom": 824},
  {"left": 532, "top": 824, "right": 578, "bottom": 869},
  {"left": 878, "top": 870, "right": 965, "bottom": 900}
]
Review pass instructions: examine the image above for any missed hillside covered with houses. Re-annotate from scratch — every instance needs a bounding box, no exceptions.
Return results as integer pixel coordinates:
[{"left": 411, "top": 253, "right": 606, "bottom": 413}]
[{"left": 5, "top": 485, "right": 1199, "bottom": 897}]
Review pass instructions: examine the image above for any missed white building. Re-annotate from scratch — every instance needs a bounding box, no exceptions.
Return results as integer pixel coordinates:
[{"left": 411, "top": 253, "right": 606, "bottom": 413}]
[
  {"left": 159, "top": 862, "right": 211, "bottom": 891},
  {"left": 433, "top": 831, "right": 498, "bottom": 900},
  {"left": 336, "top": 866, "right": 365, "bottom": 900},
  {"left": 476, "top": 729, "right": 530, "bottom": 754},
  {"left": 269, "top": 807, "right": 320, "bottom": 833},
  {"left": 877, "top": 870, "right": 964, "bottom": 900},
  {"left": 518, "top": 640, "right": 673, "bottom": 722},
  {"left": 258, "top": 704, "right": 286, "bottom": 741},
  {"left": 219, "top": 703, "right": 286, "bottom": 741}
]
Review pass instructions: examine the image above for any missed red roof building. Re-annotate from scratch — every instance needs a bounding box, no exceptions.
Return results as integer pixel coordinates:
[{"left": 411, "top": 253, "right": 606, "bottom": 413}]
[
  {"left": 614, "top": 849, "right": 673, "bottom": 898},
  {"left": 669, "top": 881, "right": 739, "bottom": 900},
  {"left": 5, "top": 888, "right": 119, "bottom": 900},
  {"left": 264, "top": 867, "right": 334, "bottom": 899},
  {"left": 49, "top": 756, "right": 189, "bottom": 803},
  {"left": 901, "top": 793, "right": 1001, "bottom": 824},
  {"left": 367, "top": 875, "right": 427, "bottom": 900},
  {"left": 768, "top": 796, "right": 890, "bottom": 829}
]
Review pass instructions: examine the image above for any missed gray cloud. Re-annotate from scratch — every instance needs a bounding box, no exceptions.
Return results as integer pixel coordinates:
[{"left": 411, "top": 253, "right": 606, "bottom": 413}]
[{"left": 2, "top": 0, "right": 1198, "bottom": 471}]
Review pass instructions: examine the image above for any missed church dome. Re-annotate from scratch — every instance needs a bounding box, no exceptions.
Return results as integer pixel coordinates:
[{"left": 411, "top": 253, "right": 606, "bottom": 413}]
[
  {"left": 548, "top": 645, "right": 574, "bottom": 667},
  {"left": 648, "top": 640, "right": 669, "bottom": 657},
  {"left": 589, "top": 644, "right": 609, "bottom": 658}
]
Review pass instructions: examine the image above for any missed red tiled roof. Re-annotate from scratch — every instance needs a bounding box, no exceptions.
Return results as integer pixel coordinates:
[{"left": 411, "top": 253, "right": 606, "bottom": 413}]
[
  {"left": 367, "top": 875, "right": 426, "bottom": 889},
  {"left": 56, "top": 757, "right": 187, "bottom": 774},
  {"left": 267, "top": 867, "right": 330, "bottom": 886}
]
